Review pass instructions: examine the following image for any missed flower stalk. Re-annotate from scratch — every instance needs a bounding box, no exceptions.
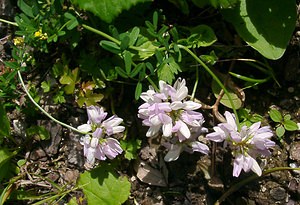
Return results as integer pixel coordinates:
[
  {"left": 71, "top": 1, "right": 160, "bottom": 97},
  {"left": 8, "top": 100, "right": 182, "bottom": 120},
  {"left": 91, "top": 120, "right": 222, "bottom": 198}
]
[{"left": 17, "top": 70, "right": 87, "bottom": 135}]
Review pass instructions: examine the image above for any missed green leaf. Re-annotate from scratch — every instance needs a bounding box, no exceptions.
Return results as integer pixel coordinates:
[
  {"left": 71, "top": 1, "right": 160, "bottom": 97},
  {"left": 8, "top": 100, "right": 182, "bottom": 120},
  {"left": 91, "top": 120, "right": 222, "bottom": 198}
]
[
  {"left": 130, "top": 63, "right": 144, "bottom": 78},
  {"left": 222, "top": 0, "right": 297, "bottom": 60},
  {"left": 168, "top": 0, "right": 189, "bottom": 15},
  {"left": 120, "top": 138, "right": 142, "bottom": 160},
  {"left": 192, "top": 0, "right": 239, "bottom": 8},
  {"left": 120, "top": 35, "right": 130, "bottom": 51},
  {"left": 53, "top": 91, "right": 66, "bottom": 104},
  {"left": 0, "top": 148, "right": 15, "bottom": 170},
  {"left": 59, "top": 67, "right": 80, "bottom": 94},
  {"left": 100, "top": 41, "right": 121, "bottom": 54},
  {"left": 0, "top": 102, "right": 10, "bottom": 139},
  {"left": 124, "top": 51, "right": 132, "bottom": 74},
  {"left": 115, "top": 66, "right": 128, "bottom": 78},
  {"left": 283, "top": 114, "right": 291, "bottom": 121},
  {"left": 135, "top": 82, "right": 143, "bottom": 100},
  {"left": 64, "top": 12, "right": 79, "bottom": 30},
  {"left": 77, "top": 163, "right": 131, "bottom": 205},
  {"left": 200, "top": 51, "right": 218, "bottom": 65},
  {"left": 77, "top": 90, "right": 104, "bottom": 107},
  {"left": 17, "top": 0, "right": 35, "bottom": 18},
  {"left": 158, "top": 57, "right": 182, "bottom": 84},
  {"left": 134, "top": 41, "right": 158, "bottom": 61},
  {"left": 129, "top": 27, "right": 140, "bottom": 46},
  {"left": 41, "top": 81, "right": 51, "bottom": 93},
  {"left": 276, "top": 125, "right": 285, "bottom": 138},
  {"left": 269, "top": 109, "right": 282, "bottom": 123},
  {"left": 67, "top": 197, "right": 78, "bottom": 205},
  {"left": 183, "top": 25, "right": 217, "bottom": 48},
  {"left": 26, "top": 125, "right": 50, "bottom": 141},
  {"left": 71, "top": 0, "right": 150, "bottom": 23},
  {"left": 211, "top": 80, "right": 243, "bottom": 109},
  {"left": 283, "top": 120, "right": 298, "bottom": 131}
]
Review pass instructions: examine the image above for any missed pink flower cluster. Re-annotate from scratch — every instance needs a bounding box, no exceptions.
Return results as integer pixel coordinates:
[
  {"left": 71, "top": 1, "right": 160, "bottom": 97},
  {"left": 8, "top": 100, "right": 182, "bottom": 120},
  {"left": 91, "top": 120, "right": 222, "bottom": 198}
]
[
  {"left": 206, "top": 111, "right": 275, "bottom": 177},
  {"left": 138, "top": 78, "right": 209, "bottom": 161},
  {"left": 78, "top": 106, "right": 125, "bottom": 166}
]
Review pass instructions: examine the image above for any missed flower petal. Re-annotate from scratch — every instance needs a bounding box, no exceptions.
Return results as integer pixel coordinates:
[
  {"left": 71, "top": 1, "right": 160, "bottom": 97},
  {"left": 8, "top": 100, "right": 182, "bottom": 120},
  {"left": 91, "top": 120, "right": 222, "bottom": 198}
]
[
  {"left": 78, "top": 124, "right": 92, "bottom": 133},
  {"left": 164, "top": 144, "right": 182, "bottom": 162}
]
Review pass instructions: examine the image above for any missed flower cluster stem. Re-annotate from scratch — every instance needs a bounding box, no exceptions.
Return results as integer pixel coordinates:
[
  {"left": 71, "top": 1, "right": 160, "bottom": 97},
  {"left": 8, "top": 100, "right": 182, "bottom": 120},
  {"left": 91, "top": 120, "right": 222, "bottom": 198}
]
[
  {"left": 17, "top": 70, "right": 87, "bottom": 135},
  {"left": 177, "top": 45, "right": 240, "bottom": 127},
  {"left": 215, "top": 167, "right": 300, "bottom": 205}
]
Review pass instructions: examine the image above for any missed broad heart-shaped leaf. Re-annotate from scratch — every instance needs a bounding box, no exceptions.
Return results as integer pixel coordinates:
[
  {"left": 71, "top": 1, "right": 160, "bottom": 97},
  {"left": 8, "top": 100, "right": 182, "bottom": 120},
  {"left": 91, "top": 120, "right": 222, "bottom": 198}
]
[
  {"left": 211, "top": 80, "right": 242, "bottom": 109},
  {"left": 78, "top": 163, "right": 131, "bottom": 205},
  {"left": 71, "top": 0, "right": 150, "bottom": 23},
  {"left": 222, "top": 0, "right": 297, "bottom": 60}
]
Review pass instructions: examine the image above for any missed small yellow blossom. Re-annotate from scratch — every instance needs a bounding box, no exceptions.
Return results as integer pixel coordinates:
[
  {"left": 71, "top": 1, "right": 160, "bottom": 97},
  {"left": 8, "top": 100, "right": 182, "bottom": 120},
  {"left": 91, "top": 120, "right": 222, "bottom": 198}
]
[
  {"left": 13, "top": 37, "right": 24, "bottom": 46},
  {"left": 34, "top": 29, "right": 48, "bottom": 40}
]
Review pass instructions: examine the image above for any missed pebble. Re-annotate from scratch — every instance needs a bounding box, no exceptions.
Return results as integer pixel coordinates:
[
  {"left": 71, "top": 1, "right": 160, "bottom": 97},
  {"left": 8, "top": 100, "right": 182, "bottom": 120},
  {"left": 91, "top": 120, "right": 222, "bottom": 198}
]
[
  {"left": 269, "top": 187, "right": 286, "bottom": 201},
  {"left": 64, "top": 170, "right": 79, "bottom": 183},
  {"left": 29, "top": 148, "right": 47, "bottom": 161},
  {"left": 289, "top": 142, "right": 300, "bottom": 161},
  {"left": 288, "top": 87, "right": 295, "bottom": 93}
]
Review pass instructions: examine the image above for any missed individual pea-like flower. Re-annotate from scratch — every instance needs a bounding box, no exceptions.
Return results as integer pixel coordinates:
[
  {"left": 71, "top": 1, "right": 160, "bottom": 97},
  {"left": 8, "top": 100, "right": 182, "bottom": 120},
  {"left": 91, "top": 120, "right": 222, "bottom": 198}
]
[
  {"left": 138, "top": 78, "right": 209, "bottom": 161},
  {"left": 163, "top": 131, "right": 209, "bottom": 162},
  {"left": 206, "top": 111, "right": 275, "bottom": 177},
  {"left": 78, "top": 106, "right": 125, "bottom": 166}
]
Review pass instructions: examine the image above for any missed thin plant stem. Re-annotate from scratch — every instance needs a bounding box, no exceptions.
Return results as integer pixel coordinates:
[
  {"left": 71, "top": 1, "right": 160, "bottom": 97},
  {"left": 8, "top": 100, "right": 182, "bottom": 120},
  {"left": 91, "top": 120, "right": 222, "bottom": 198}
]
[
  {"left": 178, "top": 45, "right": 240, "bottom": 127},
  {"left": 145, "top": 75, "right": 159, "bottom": 92},
  {"left": 82, "top": 24, "right": 163, "bottom": 53},
  {"left": 82, "top": 24, "right": 120, "bottom": 45},
  {"left": 215, "top": 167, "right": 300, "bottom": 205},
  {"left": 190, "top": 65, "right": 199, "bottom": 100},
  {"left": 0, "top": 18, "right": 18, "bottom": 26},
  {"left": 17, "top": 70, "right": 87, "bottom": 135}
]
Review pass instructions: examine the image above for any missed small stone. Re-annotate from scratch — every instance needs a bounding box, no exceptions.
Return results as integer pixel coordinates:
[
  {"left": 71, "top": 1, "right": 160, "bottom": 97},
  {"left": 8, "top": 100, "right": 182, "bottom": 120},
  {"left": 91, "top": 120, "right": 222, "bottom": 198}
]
[
  {"left": 29, "top": 148, "right": 47, "bottom": 161},
  {"left": 64, "top": 170, "right": 79, "bottom": 183},
  {"left": 270, "top": 187, "right": 286, "bottom": 201},
  {"left": 289, "top": 162, "right": 300, "bottom": 174},
  {"left": 288, "top": 87, "right": 295, "bottom": 93},
  {"left": 46, "top": 172, "right": 60, "bottom": 182},
  {"left": 289, "top": 142, "right": 300, "bottom": 161}
]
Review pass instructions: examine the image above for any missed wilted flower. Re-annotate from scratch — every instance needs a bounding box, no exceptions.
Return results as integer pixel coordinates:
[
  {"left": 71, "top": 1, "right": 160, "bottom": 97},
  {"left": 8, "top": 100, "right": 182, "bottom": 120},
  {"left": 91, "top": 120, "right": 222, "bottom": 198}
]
[
  {"left": 78, "top": 106, "right": 125, "bottom": 166},
  {"left": 206, "top": 111, "right": 275, "bottom": 177},
  {"left": 138, "top": 78, "right": 209, "bottom": 161}
]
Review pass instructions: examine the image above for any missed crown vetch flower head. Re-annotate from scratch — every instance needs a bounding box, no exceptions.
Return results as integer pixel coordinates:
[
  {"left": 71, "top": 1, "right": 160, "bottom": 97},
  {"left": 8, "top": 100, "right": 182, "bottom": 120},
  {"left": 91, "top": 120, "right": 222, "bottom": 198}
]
[
  {"left": 78, "top": 106, "right": 125, "bottom": 166},
  {"left": 138, "top": 78, "right": 209, "bottom": 161},
  {"left": 206, "top": 111, "right": 275, "bottom": 177}
]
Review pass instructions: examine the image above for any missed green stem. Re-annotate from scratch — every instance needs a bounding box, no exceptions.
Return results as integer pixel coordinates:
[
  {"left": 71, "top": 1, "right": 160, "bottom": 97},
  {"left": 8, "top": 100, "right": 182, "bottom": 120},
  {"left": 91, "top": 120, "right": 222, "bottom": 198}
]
[
  {"left": 82, "top": 24, "right": 164, "bottom": 53},
  {"left": 82, "top": 24, "right": 120, "bottom": 45},
  {"left": 145, "top": 76, "right": 159, "bottom": 92},
  {"left": 17, "top": 71, "right": 87, "bottom": 135},
  {"left": 191, "top": 65, "right": 199, "bottom": 100},
  {"left": 0, "top": 18, "right": 18, "bottom": 26},
  {"left": 215, "top": 167, "right": 300, "bottom": 205},
  {"left": 178, "top": 45, "right": 239, "bottom": 126}
]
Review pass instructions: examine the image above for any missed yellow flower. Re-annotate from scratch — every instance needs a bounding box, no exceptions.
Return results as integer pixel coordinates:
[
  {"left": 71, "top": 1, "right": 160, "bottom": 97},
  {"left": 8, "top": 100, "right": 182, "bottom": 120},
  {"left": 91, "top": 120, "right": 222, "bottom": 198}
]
[
  {"left": 13, "top": 37, "right": 24, "bottom": 46},
  {"left": 34, "top": 29, "right": 48, "bottom": 40}
]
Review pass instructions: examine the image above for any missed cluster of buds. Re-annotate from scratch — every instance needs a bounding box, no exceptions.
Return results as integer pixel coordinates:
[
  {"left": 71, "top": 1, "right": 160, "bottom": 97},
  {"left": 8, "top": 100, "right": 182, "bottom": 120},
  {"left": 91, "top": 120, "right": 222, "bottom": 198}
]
[
  {"left": 138, "top": 78, "right": 209, "bottom": 161},
  {"left": 206, "top": 111, "right": 275, "bottom": 177},
  {"left": 78, "top": 106, "right": 125, "bottom": 166}
]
